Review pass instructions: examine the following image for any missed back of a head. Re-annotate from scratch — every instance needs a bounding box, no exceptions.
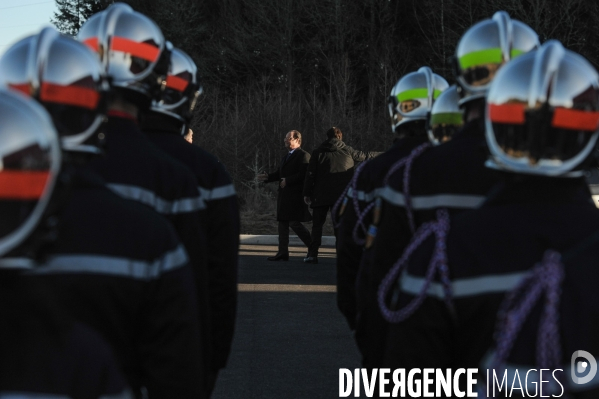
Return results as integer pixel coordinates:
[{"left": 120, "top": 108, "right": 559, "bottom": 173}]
[
  {"left": 0, "top": 90, "right": 61, "bottom": 268},
  {"left": 453, "top": 11, "right": 540, "bottom": 109},
  {"left": 326, "top": 127, "right": 342, "bottom": 140},
  {"left": 0, "top": 27, "right": 108, "bottom": 155},
  {"left": 388, "top": 66, "right": 449, "bottom": 134},
  {"left": 485, "top": 40, "right": 599, "bottom": 177},
  {"left": 78, "top": 2, "right": 169, "bottom": 110}
]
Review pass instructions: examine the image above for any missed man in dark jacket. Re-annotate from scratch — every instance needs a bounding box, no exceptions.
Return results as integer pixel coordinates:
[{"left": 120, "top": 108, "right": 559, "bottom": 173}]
[
  {"left": 303, "top": 127, "right": 380, "bottom": 263},
  {"left": 258, "top": 130, "right": 312, "bottom": 261}
]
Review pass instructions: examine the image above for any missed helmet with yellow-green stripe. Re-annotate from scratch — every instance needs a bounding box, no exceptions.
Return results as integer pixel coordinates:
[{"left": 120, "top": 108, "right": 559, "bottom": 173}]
[
  {"left": 427, "top": 85, "right": 463, "bottom": 145},
  {"left": 453, "top": 11, "right": 539, "bottom": 106},
  {"left": 388, "top": 66, "right": 449, "bottom": 133}
]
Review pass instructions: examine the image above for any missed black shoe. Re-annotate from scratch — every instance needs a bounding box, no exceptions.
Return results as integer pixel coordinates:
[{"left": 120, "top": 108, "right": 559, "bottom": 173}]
[
  {"left": 303, "top": 256, "right": 318, "bottom": 264},
  {"left": 267, "top": 252, "right": 289, "bottom": 261}
]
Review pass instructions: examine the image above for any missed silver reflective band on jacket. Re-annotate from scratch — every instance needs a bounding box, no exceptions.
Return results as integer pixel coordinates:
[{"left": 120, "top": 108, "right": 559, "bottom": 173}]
[
  {"left": 198, "top": 183, "right": 236, "bottom": 202},
  {"left": 107, "top": 183, "right": 206, "bottom": 213},
  {"left": 379, "top": 186, "right": 486, "bottom": 210},
  {"left": 399, "top": 269, "right": 529, "bottom": 299},
  {"left": 30, "top": 244, "right": 188, "bottom": 280}
]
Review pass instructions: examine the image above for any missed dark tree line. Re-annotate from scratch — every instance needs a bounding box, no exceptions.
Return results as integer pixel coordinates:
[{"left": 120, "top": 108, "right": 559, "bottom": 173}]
[{"left": 52, "top": 0, "right": 599, "bottom": 202}]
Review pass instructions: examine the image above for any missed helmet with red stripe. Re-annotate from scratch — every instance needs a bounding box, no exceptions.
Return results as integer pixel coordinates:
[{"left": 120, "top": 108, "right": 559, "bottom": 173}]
[
  {"left": 485, "top": 40, "right": 599, "bottom": 177},
  {"left": 0, "top": 89, "right": 61, "bottom": 266},
  {"left": 0, "top": 27, "right": 108, "bottom": 154},
  {"left": 388, "top": 67, "right": 449, "bottom": 133},
  {"left": 453, "top": 11, "right": 539, "bottom": 106},
  {"left": 151, "top": 45, "right": 203, "bottom": 130},
  {"left": 77, "top": 2, "right": 170, "bottom": 107}
]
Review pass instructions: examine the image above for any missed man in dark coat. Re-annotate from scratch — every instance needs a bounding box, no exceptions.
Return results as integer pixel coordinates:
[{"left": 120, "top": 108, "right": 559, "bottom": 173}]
[
  {"left": 258, "top": 130, "right": 312, "bottom": 261},
  {"left": 303, "top": 127, "right": 380, "bottom": 263}
]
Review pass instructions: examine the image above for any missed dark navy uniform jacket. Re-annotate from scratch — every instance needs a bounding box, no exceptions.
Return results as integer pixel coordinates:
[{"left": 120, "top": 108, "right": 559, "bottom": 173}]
[
  {"left": 367, "top": 118, "right": 499, "bottom": 368},
  {"left": 143, "top": 114, "right": 240, "bottom": 376},
  {"left": 0, "top": 273, "right": 132, "bottom": 399},
  {"left": 27, "top": 167, "right": 205, "bottom": 399},
  {"left": 87, "top": 114, "right": 209, "bottom": 357},
  {"left": 335, "top": 135, "right": 427, "bottom": 340},
  {"left": 384, "top": 175, "right": 599, "bottom": 397}
]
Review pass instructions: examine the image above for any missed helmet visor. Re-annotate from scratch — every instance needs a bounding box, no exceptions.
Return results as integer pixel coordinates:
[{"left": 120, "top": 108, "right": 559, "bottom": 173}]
[
  {"left": 0, "top": 92, "right": 60, "bottom": 257},
  {"left": 487, "top": 102, "right": 599, "bottom": 174}
]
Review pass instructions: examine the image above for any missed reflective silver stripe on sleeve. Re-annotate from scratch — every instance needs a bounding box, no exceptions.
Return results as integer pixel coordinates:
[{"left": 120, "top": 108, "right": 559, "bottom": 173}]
[
  {"left": 400, "top": 270, "right": 530, "bottom": 298},
  {"left": 379, "top": 186, "right": 406, "bottom": 206},
  {"left": 198, "top": 183, "right": 236, "bottom": 202},
  {"left": 380, "top": 186, "right": 486, "bottom": 209},
  {"left": 107, "top": 184, "right": 205, "bottom": 214},
  {"left": 346, "top": 187, "right": 379, "bottom": 202},
  {"left": 481, "top": 352, "right": 599, "bottom": 393},
  {"left": 30, "top": 245, "right": 188, "bottom": 280}
]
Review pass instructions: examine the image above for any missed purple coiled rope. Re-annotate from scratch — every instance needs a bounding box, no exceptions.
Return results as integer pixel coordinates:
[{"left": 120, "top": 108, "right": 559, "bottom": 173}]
[
  {"left": 352, "top": 201, "right": 376, "bottom": 246},
  {"left": 331, "top": 160, "right": 370, "bottom": 228},
  {"left": 491, "top": 250, "right": 564, "bottom": 375},
  {"left": 351, "top": 143, "right": 432, "bottom": 245},
  {"left": 377, "top": 208, "right": 452, "bottom": 323},
  {"left": 381, "top": 143, "right": 431, "bottom": 235}
]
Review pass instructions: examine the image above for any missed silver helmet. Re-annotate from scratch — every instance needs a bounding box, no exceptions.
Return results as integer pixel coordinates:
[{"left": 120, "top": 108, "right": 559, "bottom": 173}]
[
  {"left": 78, "top": 2, "right": 169, "bottom": 103},
  {"left": 427, "top": 85, "right": 464, "bottom": 145},
  {"left": 388, "top": 66, "right": 449, "bottom": 133},
  {"left": 453, "top": 11, "right": 539, "bottom": 106},
  {"left": 0, "top": 89, "right": 61, "bottom": 264},
  {"left": 485, "top": 40, "right": 599, "bottom": 177},
  {"left": 0, "top": 27, "right": 108, "bottom": 154},
  {"left": 151, "top": 45, "right": 203, "bottom": 129}
]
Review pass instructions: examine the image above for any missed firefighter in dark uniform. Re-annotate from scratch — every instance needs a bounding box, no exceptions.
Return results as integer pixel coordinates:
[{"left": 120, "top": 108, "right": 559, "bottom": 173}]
[
  {"left": 368, "top": 12, "right": 539, "bottom": 371},
  {"left": 140, "top": 45, "right": 240, "bottom": 396},
  {"left": 0, "top": 28, "right": 205, "bottom": 398},
  {"left": 381, "top": 40, "right": 599, "bottom": 397},
  {"left": 76, "top": 5, "right": 213, "bottom": 389},
  {"left": 334, "top": 67, "right": 449, "bottom": 367},
  {"left": 0, "top": 89, "right": 133, "bottom": 399}
]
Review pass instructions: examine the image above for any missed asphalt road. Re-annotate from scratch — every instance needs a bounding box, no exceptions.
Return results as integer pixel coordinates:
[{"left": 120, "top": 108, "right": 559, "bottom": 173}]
[{"left": 212, "top": 244, "right": 362, "bottom": 399}]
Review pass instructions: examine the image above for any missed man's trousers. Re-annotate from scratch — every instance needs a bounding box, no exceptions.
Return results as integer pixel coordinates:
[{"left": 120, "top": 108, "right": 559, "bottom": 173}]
[
  {"left": 278, "top": 220, "right": 311, "bottom": 253},
  {"left": 307, "top": 205, "right": 336, "bottom": 257}
]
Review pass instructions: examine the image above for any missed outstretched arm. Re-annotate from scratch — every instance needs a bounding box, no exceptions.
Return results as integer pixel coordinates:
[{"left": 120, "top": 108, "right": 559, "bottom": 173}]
[
  {"left": 257, "top": 168, "right": 280, "bottom": 183},
  {"left": 345, "top": 145, "right": 382, "bottom": 162}
]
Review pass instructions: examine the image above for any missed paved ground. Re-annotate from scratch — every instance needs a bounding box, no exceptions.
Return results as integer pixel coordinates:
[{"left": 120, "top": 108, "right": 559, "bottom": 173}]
[{"left": 212, "top": 244, "right": 362, "bottom": 399}]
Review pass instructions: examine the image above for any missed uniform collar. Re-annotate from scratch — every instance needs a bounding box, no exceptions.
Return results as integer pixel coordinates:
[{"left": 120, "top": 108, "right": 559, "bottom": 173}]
[{"left": 486, "top": 174, "right": 591, "bottom": 206}]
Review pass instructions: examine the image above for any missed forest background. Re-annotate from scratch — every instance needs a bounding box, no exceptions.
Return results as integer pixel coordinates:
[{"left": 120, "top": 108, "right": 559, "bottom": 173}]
[{"left": 52, "top": 0, "right": 599, "bottom": 233}]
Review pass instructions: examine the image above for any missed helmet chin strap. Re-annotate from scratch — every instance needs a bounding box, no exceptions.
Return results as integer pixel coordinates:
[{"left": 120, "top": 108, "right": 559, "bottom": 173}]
[
  {"left": 396, "top": 120, "right": 426, "bottom": 139},
  {"left": 464, "top": 98, "right": 485, "bottom": 122},
  {"left": 109, "top": 95, "right": 139, "bottom": 119}
]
